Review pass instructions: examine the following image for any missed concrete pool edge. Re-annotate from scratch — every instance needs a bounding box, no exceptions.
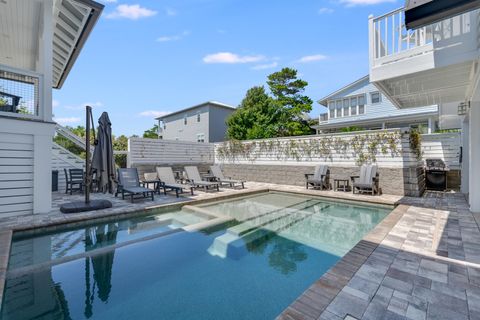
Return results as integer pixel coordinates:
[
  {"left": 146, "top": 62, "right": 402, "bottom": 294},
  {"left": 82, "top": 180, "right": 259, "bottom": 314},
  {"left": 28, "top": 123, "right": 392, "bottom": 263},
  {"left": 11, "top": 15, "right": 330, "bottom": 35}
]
[
  {"left": 0, "top": 230, "right": 12, "bottom": 314},
  {"left": 275, "top": 204, "right": 409, "bottom": 320}
]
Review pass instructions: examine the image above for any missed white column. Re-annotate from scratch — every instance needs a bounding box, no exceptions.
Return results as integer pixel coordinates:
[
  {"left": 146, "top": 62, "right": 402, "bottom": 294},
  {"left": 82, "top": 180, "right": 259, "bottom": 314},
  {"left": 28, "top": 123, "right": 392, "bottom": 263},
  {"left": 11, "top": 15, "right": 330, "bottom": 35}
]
[
  {"left": 427, "top": 117, "right": 433, "bottom": 134},
  {"left": 37, "top": 0, "right": 53, "bottom": 122},
  {"left": 469, "top": 103, "right": 480, "bottom": 212},
  {"left": 382, "top": 122, "right": 386, "bottom": 129},
  {"left": 461, "top": 115, "right": 469, "bottom": 194}
]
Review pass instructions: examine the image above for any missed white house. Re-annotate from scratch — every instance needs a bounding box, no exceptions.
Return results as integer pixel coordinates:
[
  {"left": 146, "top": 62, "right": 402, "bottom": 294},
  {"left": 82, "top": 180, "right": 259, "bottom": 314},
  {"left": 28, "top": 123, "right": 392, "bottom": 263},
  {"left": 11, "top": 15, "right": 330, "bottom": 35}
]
[
  {"left": 368, "top": 4, "right": 480, "bottom": 211},
  {"left": 0, "top": 0, "right": 103, "bottom": 218},
  {"left": 313, "top": 76, "right": 440, "bottom": 133}
]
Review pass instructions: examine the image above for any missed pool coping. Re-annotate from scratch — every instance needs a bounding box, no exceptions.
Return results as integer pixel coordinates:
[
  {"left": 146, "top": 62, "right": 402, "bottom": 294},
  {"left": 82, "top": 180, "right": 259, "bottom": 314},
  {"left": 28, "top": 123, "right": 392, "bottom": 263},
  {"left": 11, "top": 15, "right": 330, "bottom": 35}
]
[
  {"left": 0, "top": 187, "right": 401, "bottom": 315},
  {"left": 276, "top": 204, "right": 409, "bottom": 320}
]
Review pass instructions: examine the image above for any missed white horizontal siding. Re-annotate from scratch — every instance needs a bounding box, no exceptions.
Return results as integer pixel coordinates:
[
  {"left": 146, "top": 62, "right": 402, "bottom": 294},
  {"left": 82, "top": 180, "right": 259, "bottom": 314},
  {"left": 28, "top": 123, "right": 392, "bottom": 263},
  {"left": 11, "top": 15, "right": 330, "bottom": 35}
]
[
  {"left": 128, "top": 138, "right": 214, "bottom": 166},
  {"left": 0, "top": 132, "right": 34, "bottom": 217},
  {"left": 421, "top": 133, "right": 461, "bottom": 169}
]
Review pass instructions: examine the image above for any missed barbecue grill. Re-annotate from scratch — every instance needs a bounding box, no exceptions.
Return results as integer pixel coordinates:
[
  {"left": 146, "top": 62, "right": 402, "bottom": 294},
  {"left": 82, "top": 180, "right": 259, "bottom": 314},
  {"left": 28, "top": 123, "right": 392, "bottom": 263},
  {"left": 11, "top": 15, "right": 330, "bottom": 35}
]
[{"left": 425, "top": 158, "right": 449, "bottom": 191}]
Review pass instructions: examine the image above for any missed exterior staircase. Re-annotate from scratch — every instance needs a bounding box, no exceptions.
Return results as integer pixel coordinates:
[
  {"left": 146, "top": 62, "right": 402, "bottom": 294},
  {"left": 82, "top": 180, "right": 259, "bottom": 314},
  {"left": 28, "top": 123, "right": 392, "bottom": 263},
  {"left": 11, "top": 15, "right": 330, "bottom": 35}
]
[{"left": 51, "top": 127, "right": 85, "bottom": 193}]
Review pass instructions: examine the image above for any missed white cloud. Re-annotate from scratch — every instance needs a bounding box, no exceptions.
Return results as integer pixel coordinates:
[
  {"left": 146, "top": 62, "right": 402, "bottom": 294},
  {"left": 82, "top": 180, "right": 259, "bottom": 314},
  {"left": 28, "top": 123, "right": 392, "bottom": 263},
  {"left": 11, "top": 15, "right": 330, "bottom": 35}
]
[
  {"left": 251, "top": 62, "right": 278, "bottom": 70},
  {"left": 296, "top": 54, "right": 328, "bottom": 63},
  {"left": 64, "top": 101, "right": 103, "bottom": 110},
  {"left": 52, "top": 100, "right": 60, "bottom": 108},
  {"left": 318, "top": 7, "right": 334, "bottom": 14},
  {"left": 203, "top": 52, "right": 265, "bottom": 64},
  {"left": 166, "top": 8, "right": 177, "bottom": 16},
  {"left": 54, "top": 117, "right": 81, "bottom": 125},
  {"left": 340, "top": 0, "right": 395, "bottom": 6},
  {"left": 139, "top": 110, "right": 171, "bottom": 118},
  {"left": 106, "top": 4, "right": 157, "bottom": 20},
  {"left": 156, "top": 31, "right": 189, "bottom": 42}
]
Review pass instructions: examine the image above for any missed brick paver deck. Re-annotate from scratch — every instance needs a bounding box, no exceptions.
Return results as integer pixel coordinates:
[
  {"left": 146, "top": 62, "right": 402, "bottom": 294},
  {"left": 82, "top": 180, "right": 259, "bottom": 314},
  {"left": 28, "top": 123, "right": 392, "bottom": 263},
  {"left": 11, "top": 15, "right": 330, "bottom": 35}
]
[{"left": 278, "top": 192, "right": 480, "bottom": 320}]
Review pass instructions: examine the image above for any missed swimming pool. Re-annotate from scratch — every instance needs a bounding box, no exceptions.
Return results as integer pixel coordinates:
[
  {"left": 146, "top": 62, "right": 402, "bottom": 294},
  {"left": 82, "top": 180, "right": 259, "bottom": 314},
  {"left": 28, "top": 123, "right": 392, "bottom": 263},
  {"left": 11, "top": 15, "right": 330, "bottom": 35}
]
[{"left": 1, "top": 192, "right": 391, "bottom": 320}]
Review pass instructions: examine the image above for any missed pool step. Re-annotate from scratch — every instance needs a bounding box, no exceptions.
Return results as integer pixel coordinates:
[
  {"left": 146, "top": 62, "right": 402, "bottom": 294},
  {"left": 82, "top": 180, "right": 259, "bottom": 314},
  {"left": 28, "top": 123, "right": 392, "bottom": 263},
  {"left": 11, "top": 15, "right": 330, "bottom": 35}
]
[{"left": 208, "top": 201, "right": 329, "bottom": 259}]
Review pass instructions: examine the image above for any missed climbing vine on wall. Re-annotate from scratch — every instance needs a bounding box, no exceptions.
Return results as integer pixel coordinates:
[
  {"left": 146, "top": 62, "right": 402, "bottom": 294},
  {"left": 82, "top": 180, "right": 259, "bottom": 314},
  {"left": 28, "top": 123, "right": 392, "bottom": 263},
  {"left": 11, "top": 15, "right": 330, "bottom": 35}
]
[
  {"left": 409, "top": 129, "right": 422, "bottom": 161},
  {"left": 215, "top": 130, "right": 406, "bottom": 165}
]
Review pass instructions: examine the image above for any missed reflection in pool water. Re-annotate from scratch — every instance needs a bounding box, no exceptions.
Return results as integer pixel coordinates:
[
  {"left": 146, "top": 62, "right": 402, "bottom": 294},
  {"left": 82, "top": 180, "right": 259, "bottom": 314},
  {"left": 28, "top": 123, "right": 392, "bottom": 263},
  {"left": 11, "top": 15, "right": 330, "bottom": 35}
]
[{"left": 1, "top": 192, "right": 390, "bottom": 320}]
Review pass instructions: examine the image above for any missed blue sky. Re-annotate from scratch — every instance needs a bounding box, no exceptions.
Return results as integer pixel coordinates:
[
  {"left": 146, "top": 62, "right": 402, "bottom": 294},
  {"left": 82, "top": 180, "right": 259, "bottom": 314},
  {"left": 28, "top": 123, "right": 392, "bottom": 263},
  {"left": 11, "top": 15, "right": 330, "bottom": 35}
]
[{"left": 53, "top": 0, "right": 400, "bottom": 136}]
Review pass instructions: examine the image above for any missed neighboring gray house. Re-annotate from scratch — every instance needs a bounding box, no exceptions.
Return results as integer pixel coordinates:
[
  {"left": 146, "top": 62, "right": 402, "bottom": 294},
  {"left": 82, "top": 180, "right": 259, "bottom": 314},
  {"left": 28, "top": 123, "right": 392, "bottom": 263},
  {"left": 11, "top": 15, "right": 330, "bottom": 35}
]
[
  {"left": 313, "top": 76, "right": 439, "bottom": 133},
  {"left": 156, "top": 101, "right": 236, "bottom": 143}
]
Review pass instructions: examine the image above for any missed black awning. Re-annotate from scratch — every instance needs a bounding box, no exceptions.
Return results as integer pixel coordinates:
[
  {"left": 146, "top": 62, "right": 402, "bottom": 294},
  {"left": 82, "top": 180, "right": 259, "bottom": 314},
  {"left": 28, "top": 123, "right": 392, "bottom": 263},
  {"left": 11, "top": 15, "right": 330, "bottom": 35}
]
[{"left": 405, "top": 0, "right": 480, "bottom": 30}]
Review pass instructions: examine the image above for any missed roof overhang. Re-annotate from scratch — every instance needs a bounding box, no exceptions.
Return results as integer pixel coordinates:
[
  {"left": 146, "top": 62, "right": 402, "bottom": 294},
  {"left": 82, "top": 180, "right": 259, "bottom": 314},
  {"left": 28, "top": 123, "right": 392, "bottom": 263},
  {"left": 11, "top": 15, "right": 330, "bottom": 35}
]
[
  {"left": 318, "top": 75, "right": 369, "bottom": 106},
  {"left": 52, "top": 0, "right": 104, "bottom": 88},
  {"left": 313, "top": 109, "right": 438, "bottom": 130},
  {"left": 405, "top": 0, "right": 480, "bottom": 30},
  {"left": 0, "top": 0, "right": 103, "bottom": 89}
]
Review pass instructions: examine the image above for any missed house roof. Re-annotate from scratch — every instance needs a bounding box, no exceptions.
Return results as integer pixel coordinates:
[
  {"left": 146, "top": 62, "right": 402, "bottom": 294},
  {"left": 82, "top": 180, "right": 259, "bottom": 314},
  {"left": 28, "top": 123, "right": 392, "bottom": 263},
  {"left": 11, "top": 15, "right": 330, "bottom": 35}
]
[
  {"left": 318, "top": 75, "right": 370, "bottom": 106},
  {"left": 155, "top": 101, "right": 236, "bottom": 120}
]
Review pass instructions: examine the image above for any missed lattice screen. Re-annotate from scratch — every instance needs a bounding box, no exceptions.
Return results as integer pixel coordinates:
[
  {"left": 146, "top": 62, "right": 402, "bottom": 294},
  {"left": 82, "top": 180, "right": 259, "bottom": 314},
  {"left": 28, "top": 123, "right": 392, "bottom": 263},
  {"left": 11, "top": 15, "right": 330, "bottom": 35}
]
[{"left": 0, "top": 69, "right": 39, "bottom": 116}]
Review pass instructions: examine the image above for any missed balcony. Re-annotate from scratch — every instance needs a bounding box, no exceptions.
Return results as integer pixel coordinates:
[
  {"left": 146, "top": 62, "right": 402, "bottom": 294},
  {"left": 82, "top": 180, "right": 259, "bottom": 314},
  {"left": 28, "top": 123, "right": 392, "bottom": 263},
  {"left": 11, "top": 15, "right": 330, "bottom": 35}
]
[{"left": 369, "top": 8, "right": 480, "bottom": 108}]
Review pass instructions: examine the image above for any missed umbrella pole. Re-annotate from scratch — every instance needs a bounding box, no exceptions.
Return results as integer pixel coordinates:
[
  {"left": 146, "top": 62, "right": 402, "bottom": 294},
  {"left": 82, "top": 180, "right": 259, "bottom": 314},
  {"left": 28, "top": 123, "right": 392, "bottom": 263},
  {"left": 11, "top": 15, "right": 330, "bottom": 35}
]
[{"left": 85, "top": 106, "right": 92, "bottom": 204}]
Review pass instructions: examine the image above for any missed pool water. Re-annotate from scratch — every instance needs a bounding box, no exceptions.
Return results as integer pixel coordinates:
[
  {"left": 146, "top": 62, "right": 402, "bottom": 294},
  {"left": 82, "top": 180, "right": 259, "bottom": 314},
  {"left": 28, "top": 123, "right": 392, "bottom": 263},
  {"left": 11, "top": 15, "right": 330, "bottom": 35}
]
[{"left": 1, "top": 192, "right": 391, "bottom": 320}]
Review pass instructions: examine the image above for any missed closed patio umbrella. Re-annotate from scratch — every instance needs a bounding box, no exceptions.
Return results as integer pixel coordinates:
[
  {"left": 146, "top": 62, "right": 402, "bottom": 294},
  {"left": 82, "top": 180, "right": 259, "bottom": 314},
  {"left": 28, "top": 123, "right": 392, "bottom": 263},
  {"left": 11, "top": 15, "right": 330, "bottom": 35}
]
[{"left": 91, "top": 112, "right": 116, "bottom": 194}]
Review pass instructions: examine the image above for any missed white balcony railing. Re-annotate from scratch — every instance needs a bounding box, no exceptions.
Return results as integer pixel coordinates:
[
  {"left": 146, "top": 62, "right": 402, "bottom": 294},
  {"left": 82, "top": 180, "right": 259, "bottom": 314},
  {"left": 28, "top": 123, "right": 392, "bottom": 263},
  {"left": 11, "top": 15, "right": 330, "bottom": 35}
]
[{"left": 369, "top": 7, "right": 473, "bottom": 67}]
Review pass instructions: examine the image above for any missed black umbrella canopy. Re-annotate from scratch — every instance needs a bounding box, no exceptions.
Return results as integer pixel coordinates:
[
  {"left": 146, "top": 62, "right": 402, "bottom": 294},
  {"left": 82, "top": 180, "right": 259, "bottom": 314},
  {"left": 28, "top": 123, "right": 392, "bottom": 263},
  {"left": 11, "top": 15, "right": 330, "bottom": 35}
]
[{"left": 91, "top": 112, "right": 116, "bottom": 193}]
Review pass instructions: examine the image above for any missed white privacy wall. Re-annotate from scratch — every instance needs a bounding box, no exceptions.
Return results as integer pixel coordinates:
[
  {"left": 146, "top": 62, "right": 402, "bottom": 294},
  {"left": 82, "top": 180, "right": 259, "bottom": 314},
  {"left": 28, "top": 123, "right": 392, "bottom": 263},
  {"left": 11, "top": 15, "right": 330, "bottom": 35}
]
[
  {"left": 421, "top": 132, "right": 461, "bottom": 169},
  {"left": 214, "top": 129, "right": 418, "bottom": 168},
  {"left": 128, "top": 138, "right": 215, "bottom": 167}
]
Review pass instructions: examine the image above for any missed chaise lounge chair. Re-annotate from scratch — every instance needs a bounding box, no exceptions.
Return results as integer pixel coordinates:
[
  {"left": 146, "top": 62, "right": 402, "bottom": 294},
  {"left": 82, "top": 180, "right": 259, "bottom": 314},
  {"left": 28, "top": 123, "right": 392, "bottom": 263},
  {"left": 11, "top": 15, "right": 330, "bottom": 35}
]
[
  {"left": 305, "top": 165, "right": 330, "bottom": 190},
  {"left": 116, "top": 168, "right": 155, "bottom": 203},
  {"left": 351, "top": 164, "right": 379, "bottom": 195},
  {"left": 210, "top": 165, "right": 245, "bottom": 189},
  {"left": 156, "top": 167, "right": 194, "bottom": 197},
  {"left": 184, "top": 166, "right": 220, "bottom": 192}
]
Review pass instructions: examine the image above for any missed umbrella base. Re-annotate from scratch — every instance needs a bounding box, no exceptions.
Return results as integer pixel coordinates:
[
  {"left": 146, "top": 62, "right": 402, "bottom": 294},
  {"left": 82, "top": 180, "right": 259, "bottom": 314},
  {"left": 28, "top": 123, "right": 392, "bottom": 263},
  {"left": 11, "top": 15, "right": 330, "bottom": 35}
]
[{"left": 60, "top": 200, "right": 113, "bottom": 214}]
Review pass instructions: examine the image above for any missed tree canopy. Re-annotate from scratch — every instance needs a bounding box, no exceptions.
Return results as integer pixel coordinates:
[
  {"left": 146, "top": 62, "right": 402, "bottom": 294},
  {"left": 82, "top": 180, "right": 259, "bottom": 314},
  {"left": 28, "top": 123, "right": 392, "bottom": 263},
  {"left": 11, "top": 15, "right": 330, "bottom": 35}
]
[
  {"left": 143, "top": 124, "right": 160, "bottom": 139},
  {"left": 226, "top": 68, "right": 314, "bottom": 140}
]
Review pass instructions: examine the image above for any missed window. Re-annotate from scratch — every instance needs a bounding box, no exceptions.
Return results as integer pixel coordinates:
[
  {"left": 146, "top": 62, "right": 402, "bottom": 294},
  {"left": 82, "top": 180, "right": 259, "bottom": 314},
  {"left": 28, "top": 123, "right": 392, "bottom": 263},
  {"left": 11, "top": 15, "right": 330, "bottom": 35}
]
[
  {"left": 197, "top": 112, "right": 201, "bottom": 122},
  {"left": 350, "top": 97, "right": 357, "bottom": 116},
  {"left": 328, "top": 101, "right": 335, "bottom": 119},
  {"left": 370, "top": 91, "right": 381, "bottom": 104},
  {"left": 343, "top": 99, "right": 349, "bottom": 117},
  {"left": 336, "top": 100, "right": 343, "bottom": 117},
  {"left": 184, "top": 115, "right": 187, "bottom": 125},
  {"left": 358, "top": 95, "right": 366, "bottom": 114},
  {"left": 197, "top": 133, "right": 205, "bottom": 143}
]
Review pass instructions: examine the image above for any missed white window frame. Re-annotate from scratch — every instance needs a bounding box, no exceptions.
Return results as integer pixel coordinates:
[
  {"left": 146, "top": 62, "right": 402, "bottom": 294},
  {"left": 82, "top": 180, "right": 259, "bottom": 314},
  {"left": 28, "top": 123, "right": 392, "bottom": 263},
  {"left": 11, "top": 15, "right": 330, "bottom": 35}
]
[
  {"left": 370, "top": 91, "right": 381, "bottom": 104},
  {"left": 196, "top": 133, "right": 205, "bottom": 143}
]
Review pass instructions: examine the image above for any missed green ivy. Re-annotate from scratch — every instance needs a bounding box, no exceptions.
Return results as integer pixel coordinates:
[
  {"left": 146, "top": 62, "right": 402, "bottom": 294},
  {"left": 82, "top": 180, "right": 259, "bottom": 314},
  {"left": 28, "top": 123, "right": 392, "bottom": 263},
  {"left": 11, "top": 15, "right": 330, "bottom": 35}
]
[{"left": 215, "top": 131, "right": 404, "bottom": 165}]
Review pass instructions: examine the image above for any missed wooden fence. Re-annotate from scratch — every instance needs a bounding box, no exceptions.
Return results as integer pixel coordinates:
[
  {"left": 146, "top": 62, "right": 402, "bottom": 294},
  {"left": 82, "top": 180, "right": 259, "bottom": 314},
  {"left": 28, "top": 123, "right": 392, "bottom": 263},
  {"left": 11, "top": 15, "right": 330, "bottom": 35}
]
[
  {"left": 421, "top": 132, "right": 461, "bottom": 169},
  {"left": 214, "top": 129, "right": 419, "bottom": 168},
  {"left": 127, "top": 138, "right": 214, "bottom": 167}
]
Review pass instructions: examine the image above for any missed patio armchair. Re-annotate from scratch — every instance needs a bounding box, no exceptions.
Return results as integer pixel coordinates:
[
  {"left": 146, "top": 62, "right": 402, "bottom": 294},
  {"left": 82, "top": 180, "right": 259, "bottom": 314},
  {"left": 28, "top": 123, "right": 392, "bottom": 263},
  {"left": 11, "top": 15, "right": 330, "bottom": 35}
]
[
  {"left": 350, "top": 164, "right": 379, "bottom": 195},
  {"left": 305, "top": 165, "right": 330, "bottom": 190},
  {"left": 156, "top": 167, "right": 194, "bottom": 197},
  {"left": 184, "top": 166, "right": 220, "bottom": 192},
  {"left": 210, "top": 165, "right": 245, "bottom": 189},
  {"left": 64, "top": 168, "right": 84, "bottom": 195},
  {"left": 116, "top": 168, "right": 155, "bottom": 203}
]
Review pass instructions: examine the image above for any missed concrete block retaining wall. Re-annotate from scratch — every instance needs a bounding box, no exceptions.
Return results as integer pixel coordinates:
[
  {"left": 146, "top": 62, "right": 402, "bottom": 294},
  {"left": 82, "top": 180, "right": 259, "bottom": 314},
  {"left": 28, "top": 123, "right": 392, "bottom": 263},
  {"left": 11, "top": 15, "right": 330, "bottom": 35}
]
[{"left": 219, "top": 164, "right": 425, "bottom": 197}]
